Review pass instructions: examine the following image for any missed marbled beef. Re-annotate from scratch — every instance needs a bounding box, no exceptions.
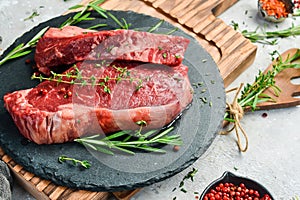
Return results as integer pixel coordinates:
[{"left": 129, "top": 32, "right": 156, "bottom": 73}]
[
  {"left": 4, "top": 61, "right": 193, "bottom": 144},
  {"left": 35, "top": 26, "right": 190, "bottom": 75}
]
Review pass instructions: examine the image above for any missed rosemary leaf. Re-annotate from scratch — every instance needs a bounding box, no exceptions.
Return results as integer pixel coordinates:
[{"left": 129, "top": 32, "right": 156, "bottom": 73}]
[
  {"left": 147, "top": 20, "right": 164, "bottom": 33},
  {"left": 106, "top": 11, "right": 131, "bottom": 29},
  {"left": 74, "top": 126, "right": 181, "bottom": 155},
  {"left": 68, "top": 4, "right": 84, "bottom": 10},
  {"left": 0, "top": 26, "right": 49, "bottom": 66}
]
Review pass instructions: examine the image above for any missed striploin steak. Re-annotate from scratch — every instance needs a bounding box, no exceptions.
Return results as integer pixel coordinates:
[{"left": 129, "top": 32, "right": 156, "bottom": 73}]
[
  {"left": 35, "top": 26, "right": 190, "bottom": 75},
  {"left": 4, "top": 61, "right": 193, "bottom": 144}
]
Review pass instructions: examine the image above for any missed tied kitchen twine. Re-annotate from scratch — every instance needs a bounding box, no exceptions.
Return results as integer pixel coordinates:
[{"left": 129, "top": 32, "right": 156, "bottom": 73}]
[{"left": 220, "top": 83, "right": 249, "bottom": 152}]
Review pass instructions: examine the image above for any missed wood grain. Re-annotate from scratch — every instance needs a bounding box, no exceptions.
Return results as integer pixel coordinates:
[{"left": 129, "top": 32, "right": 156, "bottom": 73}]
[
  {"left": 256, "top": 48, "right": 300, "bottom": 110},
  {"left": 1, "top": 0, "right": 257, "bottom": 199}
]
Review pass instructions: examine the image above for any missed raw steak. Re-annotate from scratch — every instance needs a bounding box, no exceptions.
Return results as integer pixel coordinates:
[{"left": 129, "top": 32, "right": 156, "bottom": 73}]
[
  {"left": 35, "top": 26, "right": 190, "bottom": 75},
  {"left": 4, "top": 61, "right": 193, "bottom": 144}
]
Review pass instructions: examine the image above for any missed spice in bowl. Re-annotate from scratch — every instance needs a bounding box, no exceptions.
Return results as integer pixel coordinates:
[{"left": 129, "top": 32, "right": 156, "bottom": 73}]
[
  {"left": 200, "top": 171, "right": 274, "bottom": 200},
  {"left": 258, "top": 0, "right": 294, "bottom": 22}
]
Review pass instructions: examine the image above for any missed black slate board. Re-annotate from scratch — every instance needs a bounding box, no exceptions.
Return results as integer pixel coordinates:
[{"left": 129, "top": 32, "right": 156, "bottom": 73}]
[{"left": 0, "top": 10, "right": 225, "bottom": 192}]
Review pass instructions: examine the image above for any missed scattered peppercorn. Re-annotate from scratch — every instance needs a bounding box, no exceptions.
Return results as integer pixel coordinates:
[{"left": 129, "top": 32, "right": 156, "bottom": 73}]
[
  {"left": 67, "top": 91, "right": 72, "bottom": 97},
  {"left": 25, "top": 59, "right": 31, "bottom": 64},
  {"left": 173, "top": 145, "right": 180, "bottom": 152},
  {"left": 262, "top": 112, "right": 268, "bottom": 118},
  {"left": 38, "top": 88, "right": 48, "bottom": 95},
  {"left": 203, "top": 182, "right": 272, "bottom": 200}
]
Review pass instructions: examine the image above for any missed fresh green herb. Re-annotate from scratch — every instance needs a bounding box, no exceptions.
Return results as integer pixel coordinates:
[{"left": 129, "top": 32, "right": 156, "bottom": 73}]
[
  {"left": 31, "top": 65, "right": 143, "bottom": 94},
  {"left": 231, "top": 21, "right": 300, "bottom": 45},
  {"left": 175, "top": 168, "right": 198, "bottom": 194},
  {"left": 24, "top": 10, "right": 39, "bottom": 21},
  {"left": 162, "top": 52, "right": 167, "bottom": 58},
  {"left": 60, "top": 0, "right": 107, "bottom": 28},
  {"left": 87, "top": 23, "right": 107, "bottom": 30},
  {"left": 180, "top": 188, "right": 187, "bottom": 193},
  {"left": 147, "top": 20, "right": 164, "bottom": 33},
  {"left": 291, "top": 195, "right": 299, "bottom": 200},
  {"left": 146, "top": 19, "right": 178, "bottom": 35},
  {"left": 0, "top": 26, "right": 49, "bottom": 66},
  {"left": 58, "top": 155, "right": 91, "bottom": 168},
  {"left": 75, "top": 126, "right": 182, "bottom": 155},
  {"left": 106, "top": 11, "right": 131, "bottom": 29},
  {"left": 200, "top": 97, "right": 207, "bottom": 103},
  {"left": 237, "top": 49, "right": 300, "bottom": 111},
  {"left": 224, "top": 49, "right": 300, "bottom": 122},
  {"left": 164, "top": 27, "right": 178, "bottom": 35},
  {"left": 174, "top": 54, "right": 181, "bottom": 59},
  {"left": 135, "top": 120, "right": 147, "bottom": 137}
]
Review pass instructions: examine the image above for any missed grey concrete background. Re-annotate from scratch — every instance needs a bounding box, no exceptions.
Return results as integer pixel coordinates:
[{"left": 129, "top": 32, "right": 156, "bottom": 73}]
[{"left": 0, "top": 0, "right": 299, "bottom": 199}]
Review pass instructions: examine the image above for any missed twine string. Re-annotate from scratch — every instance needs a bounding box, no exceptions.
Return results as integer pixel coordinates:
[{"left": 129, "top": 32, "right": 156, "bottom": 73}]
[{"left": 220, "top": 83, "right": 248, "bottom": 152}]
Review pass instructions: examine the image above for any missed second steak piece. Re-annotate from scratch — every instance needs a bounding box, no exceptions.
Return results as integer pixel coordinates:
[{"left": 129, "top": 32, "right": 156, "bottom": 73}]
[
  {"left": 35, "top": 26, "right": 190, "bottom": 75},
  {"left": 4, "top": 61, "right": 193, "bottom": 144}
]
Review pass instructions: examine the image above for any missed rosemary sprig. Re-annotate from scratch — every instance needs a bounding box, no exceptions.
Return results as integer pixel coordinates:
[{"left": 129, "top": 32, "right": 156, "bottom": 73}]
[
  {"left": 0, "top": 26, "right": 49, "bottom": 66},
  {"left": 58, "top": 155, "right": 91, "bottom": 169},
  {"left": 237, "top": 49, "right": 300, "bottom": 111},
  {"left": 231, "top": 21, "right": 300, "bottom": 45},
  {"left": 60, "top": 0, "right": 107, "bottom": 28},
  {"left": 75, "top": 126, "right": 182, "bottom": 155}
]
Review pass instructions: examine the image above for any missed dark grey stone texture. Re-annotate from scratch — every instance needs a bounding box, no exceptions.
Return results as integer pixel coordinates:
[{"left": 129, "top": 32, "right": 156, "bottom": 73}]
[{"left": 0, "top": 11, "right": 225, "bottom": 192}]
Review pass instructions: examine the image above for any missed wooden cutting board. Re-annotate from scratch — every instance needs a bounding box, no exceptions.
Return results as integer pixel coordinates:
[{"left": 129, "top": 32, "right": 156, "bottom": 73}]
[{"left": 0, "top": 0, "right": 257, "bottom": 199}]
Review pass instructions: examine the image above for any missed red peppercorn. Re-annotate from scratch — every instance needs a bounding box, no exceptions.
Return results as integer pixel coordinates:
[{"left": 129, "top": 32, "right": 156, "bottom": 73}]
[
  {"left": 173, "top": 145, "right": 180, "bottom": 152},
  {"left": 203, "top": 182, "right": 272, "bottom": 200},
  {"left": 67, "top": 91, "right": 72, "bottom": 97},
  {"left": 38, "top": 88, "right": 47, "bottom": 95},
  {"left": 25, "top": 59, "right": 31, "bottom": 64}
]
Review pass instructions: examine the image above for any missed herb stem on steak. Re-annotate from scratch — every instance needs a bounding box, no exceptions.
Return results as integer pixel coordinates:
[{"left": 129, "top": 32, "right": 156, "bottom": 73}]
[
  {"left": 0, "top": 26, "right": 49, "bottom": 66},
  {"left": 31, "top": 65, "right": 144, "bottom": 94},
  {"left": 74, "top": 127, "right": 182, "bottom": 155}
]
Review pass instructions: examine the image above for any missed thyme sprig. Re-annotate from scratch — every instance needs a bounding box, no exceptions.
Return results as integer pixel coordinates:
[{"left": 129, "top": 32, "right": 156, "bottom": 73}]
[
  {"left": 0, "top": 26, "right": 49, "bottom": 66},
  {"left": 31, "top": 65, "right": 143, "bottom": 94},
  {"left": 231, "top": 21, "right": 300, "bottom": 45},
  {"left": 58, "top": 155, "right": 91, "bottom": 169},
  {"left": 75, "top": 126, "right": 182, "bottom": 155}
]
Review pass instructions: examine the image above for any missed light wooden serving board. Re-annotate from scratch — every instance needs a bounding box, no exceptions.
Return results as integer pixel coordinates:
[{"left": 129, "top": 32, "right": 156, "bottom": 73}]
[{"left": 0, "top": 0, "right": 257, "bottom": 199}]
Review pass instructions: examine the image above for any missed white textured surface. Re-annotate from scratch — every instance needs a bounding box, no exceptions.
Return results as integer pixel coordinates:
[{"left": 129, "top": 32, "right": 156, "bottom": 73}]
[{"left": 0, "top": 0, "right": 300, "bottom": 199}]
